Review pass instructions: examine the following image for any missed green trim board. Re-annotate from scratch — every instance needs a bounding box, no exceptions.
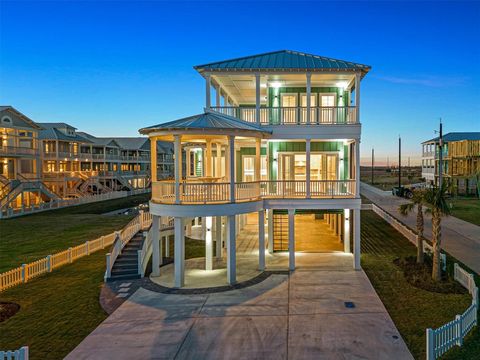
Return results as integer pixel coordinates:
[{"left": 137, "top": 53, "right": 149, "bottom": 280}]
[{"left": 235, "top": 147, "right": 267, "bottom": 180}]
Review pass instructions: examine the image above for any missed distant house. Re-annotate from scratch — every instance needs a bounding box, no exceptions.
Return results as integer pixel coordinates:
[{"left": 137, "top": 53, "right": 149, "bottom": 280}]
[{"left": 421, "top": 132, "right": 480, "bottom": 194}]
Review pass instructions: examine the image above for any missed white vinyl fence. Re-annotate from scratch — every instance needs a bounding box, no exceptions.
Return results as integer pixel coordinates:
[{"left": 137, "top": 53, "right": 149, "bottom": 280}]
[
  {"left": 426, "top": 264, "right": 478, "bottom": 359},
  {"left": 0, "top": 211, "right": 148, "bottom": 292},
  {"left": 0, "top": 346, "right": 28, "bottom": 360}
]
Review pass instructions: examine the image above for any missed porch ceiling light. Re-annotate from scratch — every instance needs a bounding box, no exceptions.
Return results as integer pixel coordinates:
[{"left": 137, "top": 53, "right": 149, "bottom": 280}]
[
  {"left": 260, "top": 83, "right": 267, "bottom": 88},
  {"left": 269, "top": 81, "right": 282, "bottom": 89},
  {"left": 336, "top": 82, "right": 348, "bottom": 90}
]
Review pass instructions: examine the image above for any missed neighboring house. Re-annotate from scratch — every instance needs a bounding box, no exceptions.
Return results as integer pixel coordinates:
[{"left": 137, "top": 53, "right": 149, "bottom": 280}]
[
  {"left": 0, "top": 107, "right": 174, "bottom": 217},
  {"left": 0, "top": 106, "right": 58, "bottom": 211},
  {"left": 140, "top": 50, "right": 369, "bottom": 287},
  {"left": 421, "top": 132, "right": 480, "bottom": 194}
]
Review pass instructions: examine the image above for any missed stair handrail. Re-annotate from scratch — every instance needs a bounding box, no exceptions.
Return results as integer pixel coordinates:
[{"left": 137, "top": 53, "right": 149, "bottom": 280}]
[{"left": 104, "top": 211, "right": 152, "bottom": 281}]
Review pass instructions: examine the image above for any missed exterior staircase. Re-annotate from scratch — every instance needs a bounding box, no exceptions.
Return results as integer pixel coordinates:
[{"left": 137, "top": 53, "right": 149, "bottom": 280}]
[{"left": 108, "top": 232, "right": 144, "bottom": 282}]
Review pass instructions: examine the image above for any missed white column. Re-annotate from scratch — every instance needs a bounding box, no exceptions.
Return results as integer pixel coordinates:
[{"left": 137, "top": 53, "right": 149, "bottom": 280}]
[
  {"left": 186, "top": 218, "right": 192, "bottom": 236},
  {"left": 201, "top": 217, "right": 206, "bottom": 241},
  {"left": 215, "top": 216, "right": 222, "bottom": 258},
  {"left": 355, "top": 140, "right": 360, "bottom": 197},
  {"left": 151, "top": 215, "right": 161, "bottom": 277},
  {"left": 205, "top": 216, "right": 213, "bottom": 270},
  {"left": 216, "top": 143, "right": 222, "bottom": 177},
  {"left": 255, "top": 73, "right": 261, "bottom": 125},
  {"left": 288, "top": 209, "right": 295, "bottom": 271},
  {"left": 306, "top": 73, "right": 312, "bottom": 124},
  {"left": 174, "top": 217, "right": 185, "bottom": 287},
  {"left": 353, "top": 209, "right": 361, "bottom": 270},
  {"left": 306, "top": 139, "right": 311, "bottom": 198},
  {"left": 185, "top": 148, "right": 190, "bottom": 177},
  {"left": 164, "top": 235, "right": 170, "bottom": 257},
  {"left": 227, "top": 215, "right": 236, "bottom": 284},
  {"left": 205, "top": 140, "right": 212, "bottom": 177},
  {"left": 174, "top": 135, "right": 182, "bottom": 204},
  {"left": 228, "top": 135, "right": 235, "bottom": 202},
  {"left": 258, "top": 209, "right": 265, "bottom": 271},
  {"left": 344, "top": 209, "right": 351, "bottom": 253},
  {"left": 150, "top": 137, "right": 157, "bottom": 182},
  {"left": 267, "top": 209, "right": 274, "bottom": 254},
  {"left": 216, "top": 86, "right": 221, "bottom": 107},
  {"left": 355, "top": 72, "right": 361, "bottom": 124},
  {"left": 205, "top": 74, "right": 211, "bottom": 110},
  {"left": 255, "top": 138, "right": 261, "bottom": 181}
]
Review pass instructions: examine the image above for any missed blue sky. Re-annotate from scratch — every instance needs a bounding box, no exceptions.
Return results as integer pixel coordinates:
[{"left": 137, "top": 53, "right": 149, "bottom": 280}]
[{"left": 1, "top": 1, "right": 479, "bottom": 165}]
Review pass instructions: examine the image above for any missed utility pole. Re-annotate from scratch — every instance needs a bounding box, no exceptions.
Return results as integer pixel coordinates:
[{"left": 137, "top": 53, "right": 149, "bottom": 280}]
[
  {"left": 438, "top": 119, "right": 443, "bottom": 188},
  {"left": 371, "top": 148, "right": 374, "bottom": 184},
  {"left": 398, "top": 136, "right": 402, "bottom": 188}
]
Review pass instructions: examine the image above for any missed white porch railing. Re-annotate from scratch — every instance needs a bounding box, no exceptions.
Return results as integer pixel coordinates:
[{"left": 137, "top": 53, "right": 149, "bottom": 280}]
[
  {"left": 426, "top": 264, "right": 478, "bottom": 360},
  {"left": 210, "top": 106, "right": 357, "bottom": 125},
  {"left": 0, "top": 346, "right": 29, "bottom": 360},
  {"left": 152, "top": 179, "right": 356, "bottom": 204}
]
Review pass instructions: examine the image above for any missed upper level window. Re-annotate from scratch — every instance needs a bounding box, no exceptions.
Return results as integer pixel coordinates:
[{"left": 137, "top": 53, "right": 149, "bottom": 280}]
[{"left": 1, "top": 116, "right": 12, "bottom": 125}]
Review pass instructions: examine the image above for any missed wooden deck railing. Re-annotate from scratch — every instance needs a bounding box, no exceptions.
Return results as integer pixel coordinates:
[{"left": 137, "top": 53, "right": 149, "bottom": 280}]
[
  {"left": 152, "top": 179, "right": 356, "bottom": 204},
  {"left": 210, "top": 106, "right": 357, "bottom": 125}
]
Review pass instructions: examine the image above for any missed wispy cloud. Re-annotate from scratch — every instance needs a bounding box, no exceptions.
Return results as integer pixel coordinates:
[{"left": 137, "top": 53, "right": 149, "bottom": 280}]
[{"left": 375, "top": 75, "right": 468, "bottom": 87}]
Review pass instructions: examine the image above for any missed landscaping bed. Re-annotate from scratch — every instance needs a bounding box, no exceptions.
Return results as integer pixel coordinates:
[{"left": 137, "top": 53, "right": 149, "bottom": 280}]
[
  {"left": 393, "top": 256, "right": 467, "bottom": 294},
  {"left": 0, "top": 302, "right": 20, "bottom": 323}
]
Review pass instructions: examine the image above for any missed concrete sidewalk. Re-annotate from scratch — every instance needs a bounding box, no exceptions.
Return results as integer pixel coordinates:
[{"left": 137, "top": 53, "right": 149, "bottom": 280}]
[
  {"left": 66, "top": 255, "right": 412, "bottom": 360},
  {"left": 361, "top": 182, "right": 480, "bottom": 274}
]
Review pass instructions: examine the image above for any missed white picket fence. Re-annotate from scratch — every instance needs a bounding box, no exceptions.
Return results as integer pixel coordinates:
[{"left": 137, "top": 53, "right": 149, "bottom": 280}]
[
  {"left": 104, "top": 211, "right": 152, "bottom": 281},
  {"left": 0, "top": 211, "right": 147, "bottom": 292},
  {"left": 0, "top": 346, "right": 28, "bottom": 360},
  {"left": 426, "top": 264, "right": 478, "bottom": 359}
]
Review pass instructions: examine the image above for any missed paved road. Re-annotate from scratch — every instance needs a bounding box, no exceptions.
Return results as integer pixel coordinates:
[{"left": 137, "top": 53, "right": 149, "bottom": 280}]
[
  {"left": 67, "top": 255, "right": 412, "bottom": 360},
  {"left": 361, "top": 182, "right": 480, "bottom": 274}
]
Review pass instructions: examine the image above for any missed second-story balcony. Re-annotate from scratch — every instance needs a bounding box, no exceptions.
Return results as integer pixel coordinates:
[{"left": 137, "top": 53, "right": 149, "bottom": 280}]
[
  {"left": 152, "top": 179, "right": 356, "bottom": 204},
  {"left": 0, "top": 145, "right": 39, "bottom": 157},
  {"left": 210, "top": 106, "right": 357, "bottom": 125}
]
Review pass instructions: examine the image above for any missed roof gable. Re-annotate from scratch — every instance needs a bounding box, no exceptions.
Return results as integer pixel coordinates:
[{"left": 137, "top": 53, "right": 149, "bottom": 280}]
[
  {"left": 194, "top": 50, "right": 371, "bottom": 73},
  {"left": 0, "top": 106, "right": 43, "bottom": 130}
]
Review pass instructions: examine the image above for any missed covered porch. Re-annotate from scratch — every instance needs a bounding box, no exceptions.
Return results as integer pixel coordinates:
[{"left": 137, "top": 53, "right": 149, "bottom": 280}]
[{"left": 148, "top": 208, "right": 360, "bottom": 289}]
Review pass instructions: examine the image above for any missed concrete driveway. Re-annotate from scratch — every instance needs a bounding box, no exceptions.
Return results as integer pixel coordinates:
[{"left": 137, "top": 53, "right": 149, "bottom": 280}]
[{"left": 67, "top": 258, "right": 413, "bottom": 360}]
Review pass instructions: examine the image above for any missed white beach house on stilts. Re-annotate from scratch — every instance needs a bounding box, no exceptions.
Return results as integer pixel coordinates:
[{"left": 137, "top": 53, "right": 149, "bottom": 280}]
[{"left": 139, "top": 50, "right": 370, "bottom": 288}]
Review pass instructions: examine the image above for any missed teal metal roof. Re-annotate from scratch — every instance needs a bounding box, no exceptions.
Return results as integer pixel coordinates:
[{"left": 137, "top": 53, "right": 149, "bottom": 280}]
[
  {"left": 194, "top": 50, "right": 371, "bottom": 73},
  {"left": 139, "top": 111, "right": 271, "bottom": 134},
  {"left": 423, "top": 132, "right": 480, "bottom": 144}
]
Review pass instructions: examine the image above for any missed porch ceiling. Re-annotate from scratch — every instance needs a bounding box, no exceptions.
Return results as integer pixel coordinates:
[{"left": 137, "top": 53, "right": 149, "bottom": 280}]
[{"left": 212, "top": 73, "right": 356, "bottom": 105}]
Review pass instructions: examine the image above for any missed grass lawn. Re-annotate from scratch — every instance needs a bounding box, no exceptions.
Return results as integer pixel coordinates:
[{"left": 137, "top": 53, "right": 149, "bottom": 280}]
[
  {"left": 361, "top": 210, "right": 479, "bottom": 360},
  {"left": 0, "top": 236, "right": 204, "bottom": 359},
  {"left": 360, "top": 166, "right": 423, "bottom": 191},
  {"left": 447, "top": 197, "right": 480, "bottom": 226},
  {"left": 0, "top": 193, "right": 150, "bottom": 272}
]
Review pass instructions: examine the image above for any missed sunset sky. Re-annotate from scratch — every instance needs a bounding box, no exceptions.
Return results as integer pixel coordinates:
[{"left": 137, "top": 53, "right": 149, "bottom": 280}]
[{"left": 1, "top": 1, "right": 479, "bottom": 165}]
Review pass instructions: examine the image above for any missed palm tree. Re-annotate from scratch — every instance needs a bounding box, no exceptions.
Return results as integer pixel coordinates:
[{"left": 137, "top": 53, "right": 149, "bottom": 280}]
[
  {"left": 424, "top": 183, "right": 451, "bottom": 281},
  {"left": 399, "top": 189, "right": 426, "bottom": 264}
]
